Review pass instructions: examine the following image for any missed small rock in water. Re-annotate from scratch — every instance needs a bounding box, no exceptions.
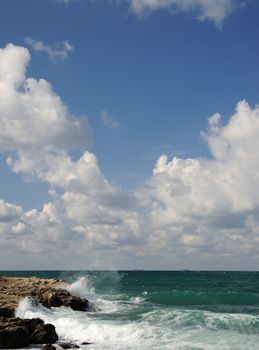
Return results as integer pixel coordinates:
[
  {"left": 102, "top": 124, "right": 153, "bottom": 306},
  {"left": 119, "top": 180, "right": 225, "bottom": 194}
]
[
  {"left": 59, "top": 342, "right": 80, "bottom": 349},
  {"left": 81, "top": 342, "right": 92, "bottom": 345},
  {"left": 41, "top": 345, "right": 56, "bottom": 350}
]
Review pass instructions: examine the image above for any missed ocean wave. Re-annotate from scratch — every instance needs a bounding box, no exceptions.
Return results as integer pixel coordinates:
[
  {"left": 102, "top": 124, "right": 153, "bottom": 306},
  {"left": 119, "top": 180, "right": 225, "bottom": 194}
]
[
  {"left": 15, "top": 294, "right": 259, "bottom": 350},
  {"left": 13, "top": 272, "right": 259, "bottom": 350}
]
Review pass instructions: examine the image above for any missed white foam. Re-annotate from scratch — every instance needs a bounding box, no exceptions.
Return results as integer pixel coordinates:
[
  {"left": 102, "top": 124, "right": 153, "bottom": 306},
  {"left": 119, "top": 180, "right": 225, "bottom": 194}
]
[
  {"left": 62, "top": 275, "right": 125, "bottom": 314},
  {"left": 14, "top": 276, "right": 259, "bottom": 350},
  {"left": 65, "top": 276, "right": 97, "bottom": 302},
  {"left": 130, "top": 296, "right": 146, "bottom": 304}
]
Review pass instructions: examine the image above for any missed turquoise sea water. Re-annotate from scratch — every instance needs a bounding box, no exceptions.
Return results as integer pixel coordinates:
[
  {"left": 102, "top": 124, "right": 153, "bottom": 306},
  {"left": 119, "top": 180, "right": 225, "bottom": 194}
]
[{"left": 1, "top": 270, "right": 259, "bottom": 349}]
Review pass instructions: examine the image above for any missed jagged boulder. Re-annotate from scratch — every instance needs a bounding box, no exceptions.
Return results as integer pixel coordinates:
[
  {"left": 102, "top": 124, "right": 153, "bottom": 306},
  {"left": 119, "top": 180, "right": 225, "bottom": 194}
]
[
  {"left": 0, "top": 317, "right": 58, "bottom": 348},
  {"left": 0, "top": 325, "right": 30, "bottom": 349},
  {"left": 30, "top": 323, "right": 58, "bottom": 344},
  {"left": 38, "top": 289, "right": 88, "bottom": 311},
  {"left": 0, "top": 316, "right": 43, "bottom": 335}
]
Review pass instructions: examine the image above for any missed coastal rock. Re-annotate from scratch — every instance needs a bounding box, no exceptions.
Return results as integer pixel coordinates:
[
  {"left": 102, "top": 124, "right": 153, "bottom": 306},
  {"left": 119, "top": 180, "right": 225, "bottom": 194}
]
[
  {"left": 38, "top": 290, "right": 88, "bottom": 311},
  {"left": 0, "top": 317, "right": 58, "bottom": 348},
  {"left": 0, "top": 277, "right": 89, "bottom": 315},
  {"left": 0, "top": 325, "right": 30, "bottom": 349},
  {"left": 0, "top": 307, "right": 14, "bottom": 318},
  {"left": 23, "top": 318, "right": 44, "bottom": 336},
  {"left": 41, "top": 345, "right": 56, "bottom": 350},
  {"left": 59, "top": 342, "right": 80, "bottom": 349},
  {"left": 30, "top": 323, "right": 58, "bottom": 344},
  {"left": 0, "top": 316, "right": 43, "bottom": 335},
  {"left": 0, "top": 276, "right": 89, "bottom": 348}
]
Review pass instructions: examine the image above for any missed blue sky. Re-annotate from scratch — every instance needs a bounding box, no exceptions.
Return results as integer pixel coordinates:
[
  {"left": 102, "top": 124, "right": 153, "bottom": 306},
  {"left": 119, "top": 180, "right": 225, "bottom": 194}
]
[{"left": 0, "top": 0, "right": 259, "bottom": 269}]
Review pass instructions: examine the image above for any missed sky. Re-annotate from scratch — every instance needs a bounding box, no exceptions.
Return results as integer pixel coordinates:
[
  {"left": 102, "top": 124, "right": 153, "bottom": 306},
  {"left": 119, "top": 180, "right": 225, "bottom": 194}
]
[{"left": 0, "top": 0, "right": 259, "bottom": 270}]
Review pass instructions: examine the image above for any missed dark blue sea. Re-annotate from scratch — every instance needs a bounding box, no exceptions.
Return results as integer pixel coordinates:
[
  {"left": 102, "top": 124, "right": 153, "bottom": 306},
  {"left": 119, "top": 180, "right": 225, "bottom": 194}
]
[{"left": 1, "top": 270, "right": 259, "bottom": 349}]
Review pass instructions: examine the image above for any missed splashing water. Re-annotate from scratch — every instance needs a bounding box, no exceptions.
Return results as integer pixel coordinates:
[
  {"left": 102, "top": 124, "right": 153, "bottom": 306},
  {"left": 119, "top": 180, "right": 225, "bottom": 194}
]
[
  {"left": 65, "top": 276, "right": 97, "bottom": 302},
  {"left": 13, "top": 271, "right": 259, "bottom": 350}
]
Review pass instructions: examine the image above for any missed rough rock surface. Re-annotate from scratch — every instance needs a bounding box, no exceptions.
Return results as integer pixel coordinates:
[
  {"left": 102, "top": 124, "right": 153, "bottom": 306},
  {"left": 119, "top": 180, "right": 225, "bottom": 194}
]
[
  {"left": 0, "top": 317, "right": 57, "bottom": 348},
  {"left": 41, "top": 345, "right": 57, "bottom": 350},
  {"left": 30, "top": 323, "right": 58, "bottom": 344},
  {"left": 59, "top": 342, "right": 80, "bottom": 349},
  {"left": 0, "top": 276, "right": 89, "bottom": 348},
  {"left": 0, "top": 324, "right": 29, "bottom": 349},
  {"left": 0, "top": 276, "right": 89, "bottom": 316}
]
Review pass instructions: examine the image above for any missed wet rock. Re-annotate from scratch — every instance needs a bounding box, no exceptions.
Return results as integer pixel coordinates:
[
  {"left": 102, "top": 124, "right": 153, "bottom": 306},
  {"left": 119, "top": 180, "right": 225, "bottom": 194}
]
[
  {"left": 0, "top": 317, "right": 57, "bottom": 348},
  {"left": 23, "top": 318, "right": 44, "bottom": 336},
  {"left": 59, "top": 342, "right": 80, "bottom": 349},
  {"left": 0, "top": 316, "right": 44, "bottom": 335},
  {"left": 0, "top": 307, "right": 14, "bottom": 318},
  {"left": 0, "top": 325, "right": 30, "bottom": 349},
  {"left": 0, "top": 276, "right": 89, "bottom": 314},
  {"left": 39, "top": 290, "right": 88, "bottom": 311},
  {"left": 0, "top": 276, "right": 90, "bottom": 348},
  {"left": 81, "top": 342, "right": 92, "bottom": 345},
  {"left": 30, "top": 323, "right": 58, "bottom": 344},
  {"left": 68, "top": 296, "right": 89, "bottom": 311},
  {"left": 41, "top": 345, "right": 56, "bottom": 350}
]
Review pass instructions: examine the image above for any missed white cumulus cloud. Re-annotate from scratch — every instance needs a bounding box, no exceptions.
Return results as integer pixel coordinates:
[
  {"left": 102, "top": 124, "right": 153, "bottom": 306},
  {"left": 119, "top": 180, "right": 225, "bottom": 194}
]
[
  {"left": 139, "top": 100, "right": 259, "bottom": 267},
  {"left": 0, "top": 199, "right": 23, "bottom": 222},
  {"left": 1, "top": 42, "right": 259, "bottom": 269},
  {"left": 0, "top": 43, "right": 91, "bottom": 151}
]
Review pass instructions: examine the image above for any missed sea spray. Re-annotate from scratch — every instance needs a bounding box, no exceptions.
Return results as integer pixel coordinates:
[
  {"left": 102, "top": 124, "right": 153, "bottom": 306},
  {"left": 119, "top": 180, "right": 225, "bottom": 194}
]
[
  {"left": 65, "top": 276, "right": 97, "bottom": 302},
  {"left": 11, "top": 271, "right": 259, "bottom": 350},
  {"left": 15, "top": 296, "right": 259, "bottom": 350}
]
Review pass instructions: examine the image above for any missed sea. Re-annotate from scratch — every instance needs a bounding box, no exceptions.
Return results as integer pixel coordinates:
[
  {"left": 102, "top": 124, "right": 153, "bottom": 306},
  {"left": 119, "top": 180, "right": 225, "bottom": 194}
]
[{"left": 1, "top": 270, "right": 259, "bottom": 349}]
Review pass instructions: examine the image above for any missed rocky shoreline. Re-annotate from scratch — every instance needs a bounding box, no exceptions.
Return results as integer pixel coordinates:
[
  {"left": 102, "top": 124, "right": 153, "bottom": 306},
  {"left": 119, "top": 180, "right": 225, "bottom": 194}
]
[{"left": 0, "top": 276, "right": 90, "bottom": 349}]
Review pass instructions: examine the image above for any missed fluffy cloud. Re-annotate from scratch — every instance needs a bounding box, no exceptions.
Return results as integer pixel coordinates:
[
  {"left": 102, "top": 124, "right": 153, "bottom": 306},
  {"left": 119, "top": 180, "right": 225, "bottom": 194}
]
[
  {"left": 0, "top": 199, "right": 23, "bottom": 223},
  {"left": 25, "top": 37, "right": 74, "bottom": 61},
  {"left": 148, "top": 100, "right": 259, "bottom": 217},
  {"left": 129, "top": 0, "right": 237, "bottom": 25},
  {"left": 0, "top": 43, "right": 91, "bottom": 152},
  {"left": 0, "top": 43, "right": 141, "bottom": 269},
  {"left": 7, "top": 147, "right": 142, "bottom": 247},
  {"left": 140, "top": 100, "right": 259, "bottom": 264},
  {"left": 1, "top": 42, "right": 259, "bottom": 269}
]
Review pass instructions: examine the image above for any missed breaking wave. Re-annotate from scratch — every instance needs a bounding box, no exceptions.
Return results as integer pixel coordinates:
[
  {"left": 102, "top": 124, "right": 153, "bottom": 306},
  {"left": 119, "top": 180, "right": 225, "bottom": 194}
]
[{"left": 14, "top": 272, "right": 259, "bottom": 350}]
